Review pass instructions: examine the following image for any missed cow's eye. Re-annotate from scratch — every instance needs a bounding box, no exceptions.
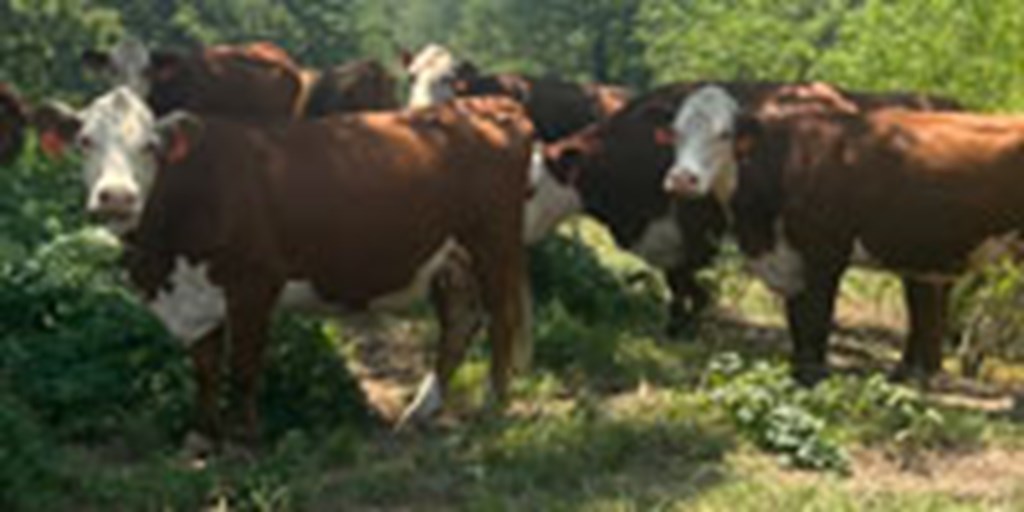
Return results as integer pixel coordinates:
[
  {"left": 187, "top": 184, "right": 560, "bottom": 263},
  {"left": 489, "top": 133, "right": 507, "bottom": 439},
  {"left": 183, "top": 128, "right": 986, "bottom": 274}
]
[
  {"left": 718, "top": 129, "right": 734, "bottom": 141},
  {"left": 76, "top": 135, "right": 93, "bottom": 150}
]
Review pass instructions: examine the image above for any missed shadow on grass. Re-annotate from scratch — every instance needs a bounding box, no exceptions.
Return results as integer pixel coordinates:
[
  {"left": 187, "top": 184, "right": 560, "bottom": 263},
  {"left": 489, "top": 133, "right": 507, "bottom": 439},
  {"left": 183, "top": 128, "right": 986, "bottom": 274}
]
[{"left": 312, "top": 397, "right": 735, "bottom": 511}]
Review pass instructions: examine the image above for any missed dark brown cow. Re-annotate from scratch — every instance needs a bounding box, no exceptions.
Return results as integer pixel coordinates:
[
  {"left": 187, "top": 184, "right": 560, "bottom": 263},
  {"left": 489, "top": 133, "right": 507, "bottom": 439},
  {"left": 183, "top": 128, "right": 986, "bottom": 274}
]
[
  {"left": 404, "top": 44, "right": 630, "bottom": 142},
  {"left": 83, "top": 39, "right": 398, "bottom": 119},
  {"left": 534, "top": 81, "right": 960, "bottom": 337},
  {"left": 665, "top": 84, "right": 989, "bottom": 383},
  {"left": 0, "top": 83, "right": 28, "bottom": 165},
  {"left": 36, "top": 86, "right": 534, "bottom": 448}
]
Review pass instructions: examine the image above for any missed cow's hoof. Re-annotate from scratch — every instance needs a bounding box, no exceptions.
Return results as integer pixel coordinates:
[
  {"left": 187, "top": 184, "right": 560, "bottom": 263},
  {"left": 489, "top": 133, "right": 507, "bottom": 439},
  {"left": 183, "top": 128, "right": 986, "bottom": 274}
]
[
  {"left": 395, "top": 372, "right": 444, "bottom": 432},
  {"left": 791, "top": 365, "right": 829, "bottom": 387},
  {"left": 180, "top": 430, "right": 216, "bottom": 469}
]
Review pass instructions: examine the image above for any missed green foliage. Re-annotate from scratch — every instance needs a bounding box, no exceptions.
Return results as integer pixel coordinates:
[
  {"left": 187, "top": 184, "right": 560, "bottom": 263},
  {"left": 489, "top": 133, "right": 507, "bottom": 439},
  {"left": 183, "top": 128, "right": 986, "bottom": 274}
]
[
  {"left": 638, "top": 0, "right": 858, "bottom": 82},
  {"left": 702, "top": 353, "right": 988, "bottom": 473},
  {"left": 704, "top": 353, "right": 850, "bottom": 472},
  {"left": 0, "top": 387, "right": 61, "bottom": 511},
  {"left": 952, "top": 258, "right": 1024, "bottom": 377}
]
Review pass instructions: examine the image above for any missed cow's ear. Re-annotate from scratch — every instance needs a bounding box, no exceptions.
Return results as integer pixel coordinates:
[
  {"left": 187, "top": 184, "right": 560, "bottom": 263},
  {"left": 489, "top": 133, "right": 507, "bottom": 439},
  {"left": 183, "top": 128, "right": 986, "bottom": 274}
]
[
  {"left": 31, "top": 101, "right": 82, "bottom": 159},
  {"left": 653, "top": 126, "right": 676, "bottom": 147},
  {"left": 546, "top": 145, "right": 585, "bottom": 186},
  {"left": 734, "top": 114, "right": 762, "bottom": 160},
  {"left": 454, "top": 60, "right": 480, "bottom": 80},
  {"left": 81, "top": 49, "right": 113, "bottom": 74},
  {"left": 398, "top": 47, "right": 414, "bottom": 71},
  {"left": 148, "top": 51, "right": 184, "bottom": 82},
  {"left": 153, "top": 112, "right": 203, "bottom": 165}
]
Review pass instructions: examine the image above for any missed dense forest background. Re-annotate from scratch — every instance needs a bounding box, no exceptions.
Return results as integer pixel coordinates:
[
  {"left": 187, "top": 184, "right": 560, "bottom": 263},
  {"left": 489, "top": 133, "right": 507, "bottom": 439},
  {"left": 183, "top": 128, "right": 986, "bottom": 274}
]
[{"left": 2, "top": 0, "right": 1023, "bottom": 111}]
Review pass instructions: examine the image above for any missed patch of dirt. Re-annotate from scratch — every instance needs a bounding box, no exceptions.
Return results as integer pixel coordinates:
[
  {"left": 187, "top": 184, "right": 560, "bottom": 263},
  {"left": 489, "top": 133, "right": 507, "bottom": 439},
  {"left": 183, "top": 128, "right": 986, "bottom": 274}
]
[
  {"left": 846, "top": 448, "right": 1024, "bottom": 499},
  {"left": 341, "top": 317, "right": 435, "bottom": 423}
]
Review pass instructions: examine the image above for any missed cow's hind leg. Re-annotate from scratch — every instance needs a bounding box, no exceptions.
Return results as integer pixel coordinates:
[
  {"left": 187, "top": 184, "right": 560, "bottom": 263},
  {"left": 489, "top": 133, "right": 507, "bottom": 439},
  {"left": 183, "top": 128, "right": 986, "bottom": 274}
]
[
  {"left": 894, "top": 278, "right": 949, "bottom": 382},
  {"left": 398, "top": 251, "right": 484, "bottom": 429},
  {"left": 786, "top": 265, "right": 843, "bottom": 386},
  {"left": 472, "top": 241, "right": 531, "bottom": 409}
]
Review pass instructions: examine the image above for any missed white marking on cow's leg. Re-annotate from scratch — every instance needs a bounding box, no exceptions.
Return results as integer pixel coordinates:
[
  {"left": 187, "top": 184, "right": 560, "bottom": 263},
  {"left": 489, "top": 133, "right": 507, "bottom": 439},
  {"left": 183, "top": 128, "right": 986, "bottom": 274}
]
[
  {"left": 148, "top": 258, "right": 227, "bottom": 347},
  {"left": 746, "top": 221, "right": 806, "bottom": 297},
  {"left": 629, "top": 211, "right": 684, "bottom": 269},
  {"left": 395, "top": 372, "right": 444, "bottom": 431}
]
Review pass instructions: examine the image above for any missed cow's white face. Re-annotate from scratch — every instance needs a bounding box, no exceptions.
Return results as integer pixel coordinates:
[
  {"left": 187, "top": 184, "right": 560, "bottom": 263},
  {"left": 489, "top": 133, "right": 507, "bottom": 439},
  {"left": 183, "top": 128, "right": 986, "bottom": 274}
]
[
  {"left": 406, "top": 44, "right": 459, "bottom": 108},
  {"left": 523, "top": 145, "right": 582, "bottom": 244},
  {"left": 663, "top": 86, "right": 740, "bottom": 202},
  {"left": 38, "top": 87, "right": 160, "bottom": 234}
]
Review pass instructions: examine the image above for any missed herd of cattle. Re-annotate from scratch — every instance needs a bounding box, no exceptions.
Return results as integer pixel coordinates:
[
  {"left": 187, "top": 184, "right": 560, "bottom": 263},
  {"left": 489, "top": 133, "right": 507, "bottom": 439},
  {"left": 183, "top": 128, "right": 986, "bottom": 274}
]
[{"left": 1, "top": 37, "right": 1021, "bottom": 453}]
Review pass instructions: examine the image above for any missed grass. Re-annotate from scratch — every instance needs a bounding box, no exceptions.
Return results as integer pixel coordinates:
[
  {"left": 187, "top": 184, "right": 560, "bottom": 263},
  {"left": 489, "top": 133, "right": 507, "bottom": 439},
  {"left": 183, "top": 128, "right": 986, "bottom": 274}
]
[{"left": 6, "top": 219, "right": 1024, "bottom": 511}]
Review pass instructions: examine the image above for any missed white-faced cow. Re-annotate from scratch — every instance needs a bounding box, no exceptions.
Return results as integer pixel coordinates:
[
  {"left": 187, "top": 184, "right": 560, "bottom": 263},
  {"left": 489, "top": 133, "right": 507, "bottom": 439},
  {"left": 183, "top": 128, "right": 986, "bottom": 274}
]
[
  {"left": 0, "top": 83, "right": 29, "bottom": 166},
  {"left": 35, "top": 86, "right": 535, "bottom": 450},
  {"left": 82, "top": 37, "right": 398, "bottom": 120},
  {"left": 663, "top": 85, "right": 990, "bottom": 384},
  {"left": 403, "top": 44, "right": 631, "bottom": 142},
  {"left": 531, "top": 81, "right": 961, "bottom": 338}
]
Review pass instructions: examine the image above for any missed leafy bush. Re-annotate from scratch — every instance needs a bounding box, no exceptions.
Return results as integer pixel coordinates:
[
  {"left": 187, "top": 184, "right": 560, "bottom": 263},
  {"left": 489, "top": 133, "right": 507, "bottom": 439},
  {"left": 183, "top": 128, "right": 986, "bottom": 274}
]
[
  {"left": 529, "top": 232, "right": 663, "bottom": 329},
  {"left": 701, "top": 353, "right": 988, "bottom": 473},
  {"left": 0, "top": 386, "right": 62, "bottom": 511},
  {"left": 951, "top": 258, "right": 1024, "bottom": 377},
  {"left": 703, "top": 354, "right": 849, "bottom": 473}
]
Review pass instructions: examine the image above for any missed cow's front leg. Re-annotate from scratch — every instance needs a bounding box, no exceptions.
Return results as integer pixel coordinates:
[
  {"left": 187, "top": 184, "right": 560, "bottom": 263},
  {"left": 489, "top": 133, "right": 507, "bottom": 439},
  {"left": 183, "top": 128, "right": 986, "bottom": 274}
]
[
  {"left": 184, "top": 324, "right": 225, "bottom": 457},
  {"left": 398, "top": 253, "right": 484, "bottom": 429},
  {"left": 895, "top": 277, "right": 950, "bottom": 382},
  {"left": 785, "top": 265, "right": 844, "bottom": 386},
  {"left": 225, "top": 282, "right": 279, "bottom": 448},
  {"left": 664, "top": 264, "right": 710, "bottom": 339}
]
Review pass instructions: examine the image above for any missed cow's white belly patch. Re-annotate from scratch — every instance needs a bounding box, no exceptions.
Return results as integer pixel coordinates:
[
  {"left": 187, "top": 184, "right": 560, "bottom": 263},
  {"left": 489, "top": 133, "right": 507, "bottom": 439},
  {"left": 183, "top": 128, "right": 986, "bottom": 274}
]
[
  {"left": 746, "top": 221, "right": 805, "bottom": 297},
  {"left": 370, "top": 238, "right": 460, "bottom": 311},
  {"left": 629, "top": 213, "right": 683, "bottom": 269},
  {"left": 147, "top": 258, "right": 226, "bottom": 347}
]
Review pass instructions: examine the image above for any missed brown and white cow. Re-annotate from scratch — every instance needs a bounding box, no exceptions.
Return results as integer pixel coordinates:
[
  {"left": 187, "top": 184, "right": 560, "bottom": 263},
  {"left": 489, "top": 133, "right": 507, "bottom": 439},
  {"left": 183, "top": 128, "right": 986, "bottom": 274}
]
[
  {"left": 0, "top": 83, "right": 29, "bottom": 166},
  {"left": 662, "top": 85, "right": 993, "bottom": 383},
  {"left": 82, "top": 37, "right": 398, "bottom": 120},
  {"left": 403, "top": 44, "right": 631, "bottom": 142},
  {"left": 35, "top": 86, "right": 534, "bottom": 448},
  {"left": 529, "top": 81, "right": 961, "bottom": 338}
]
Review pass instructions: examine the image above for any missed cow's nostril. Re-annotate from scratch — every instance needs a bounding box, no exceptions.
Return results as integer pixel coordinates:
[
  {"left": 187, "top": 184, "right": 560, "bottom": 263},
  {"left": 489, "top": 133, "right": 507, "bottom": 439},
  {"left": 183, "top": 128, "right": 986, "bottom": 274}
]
[{"left": 98, "top": 188, "right": 136, "bottom": 209}]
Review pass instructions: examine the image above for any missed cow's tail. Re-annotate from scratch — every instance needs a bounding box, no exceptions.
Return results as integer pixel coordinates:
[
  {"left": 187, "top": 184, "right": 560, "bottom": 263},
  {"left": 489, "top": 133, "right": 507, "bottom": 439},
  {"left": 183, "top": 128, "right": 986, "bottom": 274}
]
[{"left": 512, "top": 275, "right": 535, "bottom": 374}]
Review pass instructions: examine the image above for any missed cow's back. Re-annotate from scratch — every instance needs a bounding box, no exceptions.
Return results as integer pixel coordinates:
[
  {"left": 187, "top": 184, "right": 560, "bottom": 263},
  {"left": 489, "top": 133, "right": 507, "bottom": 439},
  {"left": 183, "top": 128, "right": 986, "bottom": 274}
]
[{"left": 304, "top": 59, "right": 399, "bottom": 116}]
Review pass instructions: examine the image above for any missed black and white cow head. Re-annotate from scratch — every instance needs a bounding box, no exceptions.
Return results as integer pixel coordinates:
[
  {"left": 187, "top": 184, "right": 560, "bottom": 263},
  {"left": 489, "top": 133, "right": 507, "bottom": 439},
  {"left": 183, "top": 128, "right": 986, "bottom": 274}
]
[
  {"left": 33, "top": 86, "right": 198, "bottom": 234},
  {"left": 404, "top": 44, "right": 479, "bottom": 108}
]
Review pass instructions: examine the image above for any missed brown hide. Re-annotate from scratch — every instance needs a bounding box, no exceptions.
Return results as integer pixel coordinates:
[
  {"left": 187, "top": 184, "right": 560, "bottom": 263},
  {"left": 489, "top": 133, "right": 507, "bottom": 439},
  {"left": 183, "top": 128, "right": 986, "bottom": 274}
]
[
  {"left": 733, "top": 109, "right": 1023, "bottom": 381},
  {"left": 542, "top": 81, "right": 959, "bottom": 336},
  {"left": 146, "top": 42, "right": 397, "bottom": 118},
  {"left": 0, "top": 84, "right": 28, "bottom": 165},
  {"left": 127, "top": 97, "right": 533, "bottom": 442},
  {"left": 452, "top": 72, "right": 632, "bottom": 142}
]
